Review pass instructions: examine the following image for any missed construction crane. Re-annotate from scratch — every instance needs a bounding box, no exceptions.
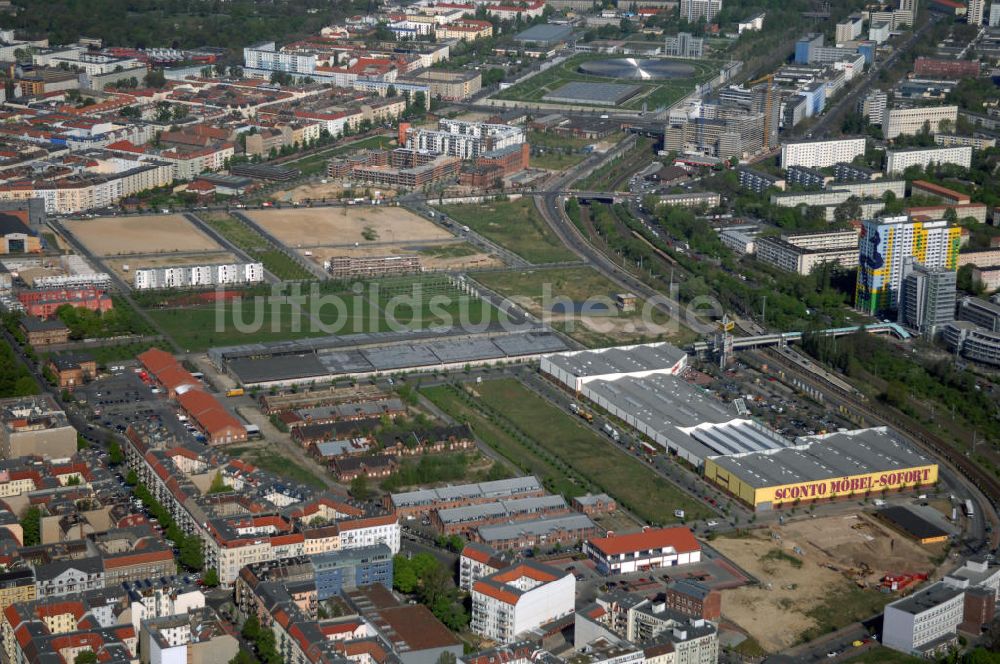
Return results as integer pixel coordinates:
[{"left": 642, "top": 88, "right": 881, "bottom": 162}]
[{"left": 749, "top": 73, "right": 775, "bottom": 150}]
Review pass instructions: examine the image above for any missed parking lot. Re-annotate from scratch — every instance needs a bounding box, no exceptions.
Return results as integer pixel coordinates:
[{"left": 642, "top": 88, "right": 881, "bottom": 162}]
[{"left": 75, "top": 366, "right": 198, "bottom": 446}]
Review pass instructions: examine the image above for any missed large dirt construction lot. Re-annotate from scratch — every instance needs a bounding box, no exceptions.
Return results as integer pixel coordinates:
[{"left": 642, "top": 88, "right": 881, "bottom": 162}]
[
  {"left": 306, "top": 242, "right": 502, "bottom": 271},
  {"left": 104, "top": 251, "right": 239, "bottom": 282},
  {"left": 712, "top": 514, "right": 940, "bottom": 652},
  {"left": 246, "top": 207, "right": 452, "bottom": 247},
  {"left": 64, "top": 215, "right": 224, "bottom": 256},
  {"left": 271, "top": 181, "right": 398, "bottom": 203}
]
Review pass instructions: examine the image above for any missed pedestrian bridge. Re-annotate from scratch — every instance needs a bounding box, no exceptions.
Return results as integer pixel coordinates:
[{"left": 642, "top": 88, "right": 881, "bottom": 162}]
[{"left": 691, "top": 322, "right": 911, "bottom": 354}]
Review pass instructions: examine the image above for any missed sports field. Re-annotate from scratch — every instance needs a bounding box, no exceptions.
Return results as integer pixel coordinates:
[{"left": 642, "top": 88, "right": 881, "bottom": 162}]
[
  {"left": 441, "top": 378, "right": 711, "bottom": 524},
  {"left": 441, "top": 198, "right": 576, "bottom": 264},
  {"left": 146, "top": 276, "right": 506, "bottom": 351},
  {"left": 494, "top": 54, "right": 721, "bottom": 110},
  {"left": 64, "top": 215, "right": 223, "bottom": 256},
  {"left": 145, "top": 299, "right": 320, "bottom": 352},
  {"left": 246, "top": 206, "right": 452, "bottom": 247}
]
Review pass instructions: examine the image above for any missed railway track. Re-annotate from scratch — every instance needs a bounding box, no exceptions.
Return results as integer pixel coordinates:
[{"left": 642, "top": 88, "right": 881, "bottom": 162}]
[{"left": 761, "top": 348, "right": 1000, "bottom": 515}]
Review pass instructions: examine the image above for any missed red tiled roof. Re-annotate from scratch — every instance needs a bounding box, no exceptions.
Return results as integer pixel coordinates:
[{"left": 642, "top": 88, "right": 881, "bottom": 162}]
[
  {"left": 461, "top": 543, "right": 496, "bottom": 565},
  {"left": 490, "top": 562, "right": 560, "bottom": 584},
  {"left": 138, "top": 348, "right": 177, "bottom": 374},
  {"left": 176, "top": 389, "right": 244, "bottom": 437},
  {"left": 588, "top": 527, "right": 700, "bottom": 556},
  {"left": 911, "top": 180, "right": 969, "bottom": 201},
  {"left": 472, "top": 579, "right": 519, "bottom": 604}
]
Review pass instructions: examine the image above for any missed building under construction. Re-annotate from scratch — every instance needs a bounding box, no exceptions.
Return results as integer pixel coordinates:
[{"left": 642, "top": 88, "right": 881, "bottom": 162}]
[
  {"left": 328, "top": 148, "right": 460, "bottom": 188},
  {"left": 665, "top": 81, "right": 779, "bottom": 159},
  {"left": 325, "top": 255, "right": 422, "bottom": 279}
]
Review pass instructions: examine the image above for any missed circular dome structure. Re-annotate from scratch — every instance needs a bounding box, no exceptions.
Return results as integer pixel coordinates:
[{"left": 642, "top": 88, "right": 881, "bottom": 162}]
[{"left": 578, "top": 58, "right": 697, "bottom": 80}]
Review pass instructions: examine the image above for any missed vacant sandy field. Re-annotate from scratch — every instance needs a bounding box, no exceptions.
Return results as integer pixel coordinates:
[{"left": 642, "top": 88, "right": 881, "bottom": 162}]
[
  {"left": 64, "top": 215, "right": 223, "bottom": 256},
  {"left": 271, "top": 182, "right": 400, "bottom": 203},
  {"left": 305, "top": 242, "right": 502, "bottom": 271},
  {"left": 105, "top": 251, "right": 239, "bottom": 281},
  {"left": 713, "top": 514, "right": 940, "bottom": 652},
  {"left": 246, "top": 207, "right": 452, "bottom": 246},
  {"left": 781, "top": 512, "right": 940, "bottom": 580}
]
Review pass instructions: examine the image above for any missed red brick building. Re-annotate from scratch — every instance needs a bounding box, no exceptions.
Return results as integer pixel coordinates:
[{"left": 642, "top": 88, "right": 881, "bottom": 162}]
[
  {"left": 333, "top": 454, "right": 397, "bottom": 481},
  {"left": 572, "top": 493, "right": 617, "bottom": 516},
  {"left": 137, "top": 347, "right": 246, "bottom": 445},
  {"left": 177, "top": 389, "right": 247, "bottom": 446},
  {"left": 914, "top": 57, "right": 980, "bottom": 78},
  {"left": 460, "top": 143, "right": 530, "bottom": 188},
  {"left": 47, "top": 354, "right": 97, "bottom": 389},
  {"left": 20, "top": 316, "right": 69, "bottom": 346},
  {"left": 17, "top": 286, "right": 113, "bottom": 319},
  {"left": 663, "top": 579, "right": 722, "bottom": 621},
  {"left": 476, "top": 142, "right": 530, "bottom": 176}
]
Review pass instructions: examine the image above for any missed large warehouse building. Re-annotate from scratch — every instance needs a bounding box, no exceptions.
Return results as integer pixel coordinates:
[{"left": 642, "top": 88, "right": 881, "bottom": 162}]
[
  {"left": 213, "top": 327, "right": 568, "bottom": 387},
  {"left": 541, "top": 343, "right": 785, "bottom": 465},
  {"left": 540, "top": 342, "right": 688, "bottom": 392},
  {"left": 541, "top": 343, "right": 938, "bottom": 503},
  {"left": 704, "top": 427, "right": 938, "bottom": 511}
]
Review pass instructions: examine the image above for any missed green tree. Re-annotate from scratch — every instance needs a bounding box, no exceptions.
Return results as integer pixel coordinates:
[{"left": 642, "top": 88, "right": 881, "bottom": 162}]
[
  {"left": 963, "top": 649, "right": 1000, "bottom": 664},
  {"left": 242, "top": 614, "right": 261, "bottom": 641},
  {"left": 125, "top": 469, "right": 138, "bottom": 486},
  {"left": 350, "top": 474, "right": 371, "bottom": 500},
  {"left": 108, "top": 441, "right": 124, "bottom": 465},
  {"left": 208, "top": 471, "right": 230, "bottom": 494},
  {"left": 20, "top": 506, "right": 41, "bottom": 546},
  {"left": 202, "top": 568, "right": 220, "bottom": 587},
  {"left": 154, "top": 101, "right": 172, "bottom": 123},
  {"left": 145, "top": 69, "right": 167, "bottom": 89},
  {"left": 833, "top": 196, "right": 862, "bottom": 224},
  {"left": 75, "top": 651, "right": 97, "bottom": 664},
  {"left": 179, "top": 536, "right": 203, "bottom": 570}
]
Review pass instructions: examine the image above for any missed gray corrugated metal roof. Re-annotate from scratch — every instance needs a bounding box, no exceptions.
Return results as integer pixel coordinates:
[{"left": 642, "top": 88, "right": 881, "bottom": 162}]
[{"left": 708, "top": 427, "right": 933, "bottom": 489}]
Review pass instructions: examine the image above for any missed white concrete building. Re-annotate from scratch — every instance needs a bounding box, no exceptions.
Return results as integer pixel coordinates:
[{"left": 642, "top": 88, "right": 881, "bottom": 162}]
[
  {"left": 133, "top": 262, "right": 265, "bottom": 290},
  {"left": 243, "top": 42, "right": 317, "bottom": 76},
  {"left": 755, "top": 230, "right": 860, "bottom": 275},
  {"left": 737, "top": 12, "right": 765, "bottom": 33},
  {"left": 859, "top": 90, "right": 888, "bottom": 125},
  {"left": 969, "top": 0, "right": 986, "bottom": 23},
  {"left": 884, "top": 106, "right": 959, "bottom": 139},
  {"left": 584, "top": 527, "right": 702, "bottom": 575},
  {"left": 679, "top": 0, "right": 722, "bottom": 23},
  {"left": 405, "top": 119, "right": 524, "bottom": 159},
  {"left": 884, "top": 146, "right": 973, "bottom": 175},
  {"left": 836, "top": 14, "right": 864, "bottom": 43},
  {"left": 781, "top": 137, "right": 866, "bottom": 168},
  {"left": 459, "top": 542, "right": 506, "bottom": 592},
  {"left": 883, "top": 582, "right": 966, "bottom": 655},
  {"left": 337, "top": 515, "right": 401, "bottom": 554},
  {"left": 471, "top": 562, "right": 575, "bottom": 644}
]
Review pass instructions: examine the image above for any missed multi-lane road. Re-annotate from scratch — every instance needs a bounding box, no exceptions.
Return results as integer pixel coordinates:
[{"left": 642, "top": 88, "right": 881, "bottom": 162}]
[{"left": 805, "top": 13, "right": 944, "bottom": 139}]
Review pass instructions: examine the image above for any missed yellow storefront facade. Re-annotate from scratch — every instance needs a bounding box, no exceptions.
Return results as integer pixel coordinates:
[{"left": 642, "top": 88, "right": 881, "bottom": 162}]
[{"left": 704, "top": 461, "right": 939, "bottom": 511}]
